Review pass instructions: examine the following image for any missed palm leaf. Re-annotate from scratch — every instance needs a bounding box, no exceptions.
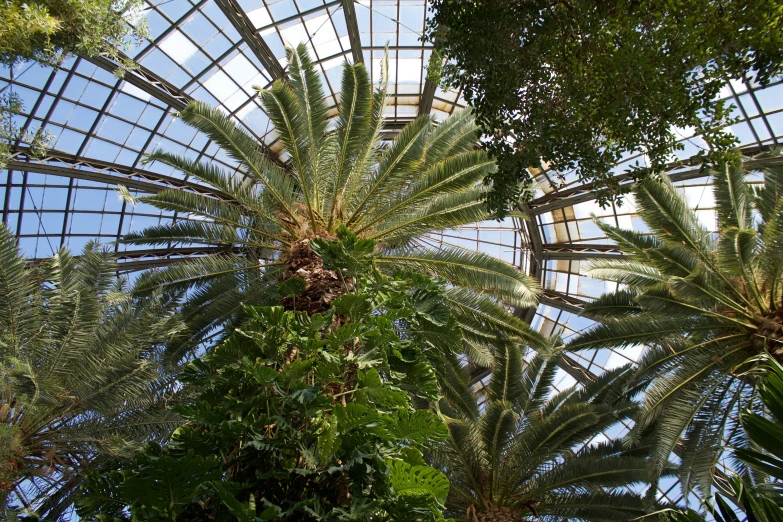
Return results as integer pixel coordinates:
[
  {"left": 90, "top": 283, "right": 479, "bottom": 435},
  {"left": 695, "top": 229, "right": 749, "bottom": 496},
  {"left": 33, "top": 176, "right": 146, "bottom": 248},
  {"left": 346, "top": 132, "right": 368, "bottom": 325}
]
[{"left": 380, "top": 249, "right": 540, "bottom": 308}]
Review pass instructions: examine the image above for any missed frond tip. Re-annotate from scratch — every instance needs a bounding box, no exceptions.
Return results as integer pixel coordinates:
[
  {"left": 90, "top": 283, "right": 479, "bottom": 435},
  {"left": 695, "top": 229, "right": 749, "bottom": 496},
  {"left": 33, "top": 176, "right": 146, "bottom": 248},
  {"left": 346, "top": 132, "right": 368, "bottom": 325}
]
[{"left": 118, "top": 185, "right": 139, "bottom": 206}]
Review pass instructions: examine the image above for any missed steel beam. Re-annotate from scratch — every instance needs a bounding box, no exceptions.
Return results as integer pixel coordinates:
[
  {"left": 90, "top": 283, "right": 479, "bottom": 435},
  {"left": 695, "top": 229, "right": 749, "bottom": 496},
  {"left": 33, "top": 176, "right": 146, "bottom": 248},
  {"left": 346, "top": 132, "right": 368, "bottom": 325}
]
[
  {"left": 213, "top": 0, "right": 286, "bottom": 79},
  {"left": 517, "top": 203, "right": 543, "bottom": 278},
  {"left": 528, "top": 144, "right": 783, "bottom": 216},
  {"left": 539, "top": 290, "right": 589, "bottom": 315},
  {"left": 341, "top": 0, "right": 364, "bottom": 64},
  {"left": 418, "top": 79, "right": 437, "bottom": 116},
  {"left": 530, "top": 167, "right": 705, "bottom": 216},
  {"left": 7, "top": 149, "right": 227, "bottom": 197},
  {"left": 87, "top": 54, "right": 191, "bottom": 112},
  {"left": 114, "top": 246, "right": 241, "bottom": 271},
  {"left": 26, "top": 246, "right": 239, "bottom": 271},
  {"left": 87, "top": 52, "right": 284, "bottom": 167},
  {"left": 542, "top": 242, "right": 625, "bottom": 260}
]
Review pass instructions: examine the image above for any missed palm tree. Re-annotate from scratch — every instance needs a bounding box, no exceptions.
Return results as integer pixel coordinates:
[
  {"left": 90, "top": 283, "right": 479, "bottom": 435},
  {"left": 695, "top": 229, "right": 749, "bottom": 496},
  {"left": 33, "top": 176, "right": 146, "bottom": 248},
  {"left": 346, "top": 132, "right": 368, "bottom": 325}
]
[
  {"left": 0, "top": 224, "right": 185, "bottom": 520},
  {"left": 433, "top": 343, "right": 656, "bottom": 521},
  {"left": 120, "top": 44, "right": 543, "bottom": 364},
  {"left": 567, "top": 150, "right": 783, "bottom": 498}
]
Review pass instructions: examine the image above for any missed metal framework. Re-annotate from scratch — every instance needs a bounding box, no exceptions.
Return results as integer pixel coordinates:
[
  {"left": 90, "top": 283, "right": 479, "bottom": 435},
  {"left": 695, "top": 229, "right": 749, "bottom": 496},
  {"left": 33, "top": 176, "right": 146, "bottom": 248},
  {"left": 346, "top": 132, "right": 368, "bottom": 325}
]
[
  {"left": 7, "top": 149, "right": 226, "bottom": 196},
  {"left": 87, "top": 55, "right": 191, "bottom": 111},
  {"left": 4, "top": 1, "right": 783, "bottom": 508},
  {"left": 341, "top": 0, "right": 364, "bottom": 65},
  {"left": 213, "top": 0, "right": 287, "bottom": 78}
]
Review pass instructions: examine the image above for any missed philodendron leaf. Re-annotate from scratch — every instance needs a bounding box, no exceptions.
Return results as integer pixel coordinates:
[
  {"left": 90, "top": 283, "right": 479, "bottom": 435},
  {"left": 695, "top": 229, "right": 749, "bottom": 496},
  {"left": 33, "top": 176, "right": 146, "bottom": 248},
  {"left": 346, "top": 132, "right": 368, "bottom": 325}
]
[
  {"left": 332, "top": 294, "right": 373, "bottom": 320},
  {"left": 388, "top": 410, "right": 449, "bottom": 445},
  {"left": 354, "top": 369, "right": 409, "bottom": 409},
  {"left": 211, "top": 481, "right": 256, "bottom": 522},
  {"left": 388, "top": 460, "right": 449, "bottom": 505},
  {"left": 277, "top": 276, "right": 306, "bottom": 298},
  {"left": 317, "top": 418, "right": 339, "bottom": 461}
]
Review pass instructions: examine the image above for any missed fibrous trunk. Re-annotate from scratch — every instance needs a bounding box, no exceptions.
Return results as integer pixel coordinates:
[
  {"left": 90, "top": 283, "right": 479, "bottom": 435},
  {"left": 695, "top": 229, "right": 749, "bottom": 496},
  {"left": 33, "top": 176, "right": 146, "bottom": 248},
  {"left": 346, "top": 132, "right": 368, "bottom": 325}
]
[
  {"left": 280, "top": 236, "right": 345, "bottom": 315},
  {"left": 469, "top": 505, "right": 523, "bottom": 522},
  {"left": 755, "top": 307, "right": 783, "bottom": 360}
]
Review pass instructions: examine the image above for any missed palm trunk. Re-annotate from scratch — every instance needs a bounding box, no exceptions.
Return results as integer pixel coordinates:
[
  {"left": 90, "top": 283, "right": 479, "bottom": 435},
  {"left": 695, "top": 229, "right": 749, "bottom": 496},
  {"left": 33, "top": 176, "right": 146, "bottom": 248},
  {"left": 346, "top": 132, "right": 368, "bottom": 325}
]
[
  {"left": 280, "top": 237, "right": 346, "bottom": 315},
  {"left": 755, "top": 306, "right": 783, "bottom": 360},
  {"left": 468, "top": 505, "right": 525, "bottom": 522}
]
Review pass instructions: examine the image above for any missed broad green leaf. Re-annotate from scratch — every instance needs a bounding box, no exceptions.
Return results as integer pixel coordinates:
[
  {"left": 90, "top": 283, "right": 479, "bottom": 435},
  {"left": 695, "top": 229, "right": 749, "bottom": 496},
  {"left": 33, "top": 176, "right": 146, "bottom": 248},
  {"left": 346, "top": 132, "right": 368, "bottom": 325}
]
[
  {"left": 388, "top": 460, "right": 449, "bottom": 504},
  {"left": 332, "top": 294, "right": 373, "bottom": 320}
]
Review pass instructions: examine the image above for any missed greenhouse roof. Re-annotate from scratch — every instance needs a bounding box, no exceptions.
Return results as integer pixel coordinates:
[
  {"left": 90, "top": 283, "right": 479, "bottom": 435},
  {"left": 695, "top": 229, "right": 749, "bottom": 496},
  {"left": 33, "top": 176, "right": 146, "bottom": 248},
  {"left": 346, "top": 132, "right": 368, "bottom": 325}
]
[{"left": 2, "top": 0, "right": 783, "bottom": 507}]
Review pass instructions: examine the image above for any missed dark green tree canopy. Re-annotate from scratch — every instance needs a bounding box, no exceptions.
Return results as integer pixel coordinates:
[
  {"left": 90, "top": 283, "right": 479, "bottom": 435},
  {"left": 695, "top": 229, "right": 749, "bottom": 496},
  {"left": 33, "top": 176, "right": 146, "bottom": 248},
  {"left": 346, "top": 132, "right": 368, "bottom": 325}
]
[{"left": 426, "top": 0, "right": 783, "bottom": 214}]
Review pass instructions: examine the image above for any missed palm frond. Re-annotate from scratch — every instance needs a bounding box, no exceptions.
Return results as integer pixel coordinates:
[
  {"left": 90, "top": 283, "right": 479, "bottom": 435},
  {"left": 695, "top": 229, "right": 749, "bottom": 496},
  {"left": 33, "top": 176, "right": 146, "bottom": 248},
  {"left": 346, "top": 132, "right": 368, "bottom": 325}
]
[
  {"left": 0, "top": 225, "right": 42, "bottom": 360},
  {"left": 0, "top": 232, "right": 188, "bottom": 519},
  {"left": 326, "top": 60, "right": 373, "bottom": 230},
  {"left": 286, "top": 43, "right": 330, "bottom": 215},
  {"left": 583, "top": 258, "right": 666, "bottom": 288},
  {"left": 753, "top": 154, "right": 783, "bottom": 226},
  {"left": 346, "top": 114, "right": 431, "bottom": 225},
  {"left": 420, "top": 108, "right": 480, "bottom": 168},
  {"left": 341, "top": 59, "right": 388, "bottom": 214},
  {"left": 568, "top": 315, "right": 715, "bottom": 351},
  {"left": 635, "top": 175, "right": 711, "bottom": 255},
  {"left": 133, "top": 254, "right": 283, "bottom": 294},
  {"left": 177, "top": 101, "right": 301, "bottom": 225},
  {"left": 531, "top": 490, "right": 651, "bottom": 521},
  {"left": 713, "top": 160, "right": 752, "bottom": 231},
  {"left": 122, "top": 220, "right": 282, "bottom": 251},
  {"left": 356, "top": 151, "right": 495, "bottom": 233},
  {"left": 758, "top": 198, "right": 783, "bottom": 310},
  {"left": 517, "top": 351, "right": 560, "bottom": 415},
  {"left": 380, "top": 249, "right": 540, "bottom": 308},
  {"left": 479, "top": 401, "right": 518, "bottom": 499},
  {"left": 486, "top": 345, "right": 525, "bottom": 404},
  {"left": 581, "top": 289, "right": 643, "bottom": 319},
  {"left": 368, "top": 189, "right": 489, "bottom": 245},
  {"left": 446, "top": 287, "right": 547, "bottom": 349}
]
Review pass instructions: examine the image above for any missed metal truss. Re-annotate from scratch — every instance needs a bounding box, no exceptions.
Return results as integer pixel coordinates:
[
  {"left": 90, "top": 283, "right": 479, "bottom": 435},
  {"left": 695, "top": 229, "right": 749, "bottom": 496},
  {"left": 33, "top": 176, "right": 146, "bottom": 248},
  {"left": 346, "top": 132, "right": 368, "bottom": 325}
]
[
  {"left": 529, "top": 143, "right": 782, "bottom": 216},
  {"left": 7, "top": 148, "right": 227, "bottom": 197},
  {"left": 341, "top": 0, "right": 364, "bottom": 64},
  {"left": 86, "top": 54, "right": 285, "bottom": 167},
  {"left": 213, "top": 0, "right": 286, "bottom": 79},
  {"left": 87, "top": 54, "right": 191, "bottom": 112},
  {"left": 539, "top": 290, "right": 590, "bottom": 316},
  {"left": 113, "top": 246, "right": 241, "bottom": 271},
  {"left": 542, "top": 243, "right": 625, "bottom": 260}
]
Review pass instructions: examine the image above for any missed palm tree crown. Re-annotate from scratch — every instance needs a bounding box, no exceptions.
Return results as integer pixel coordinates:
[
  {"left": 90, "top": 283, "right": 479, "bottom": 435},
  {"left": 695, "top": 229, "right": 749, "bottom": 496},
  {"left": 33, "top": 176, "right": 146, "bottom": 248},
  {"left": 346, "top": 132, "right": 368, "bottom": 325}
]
[
  {"left": 568, "top": 150, "right": 783, "bottom": 498},
  {"left": 434, "top": 344, "right": 656, "bottom": 522},
  {"left": 0, "top": 225, "right": 184, "bottom": 520},
  {"left": 122, "top": 44, "right": 543, "bottom": 364}
]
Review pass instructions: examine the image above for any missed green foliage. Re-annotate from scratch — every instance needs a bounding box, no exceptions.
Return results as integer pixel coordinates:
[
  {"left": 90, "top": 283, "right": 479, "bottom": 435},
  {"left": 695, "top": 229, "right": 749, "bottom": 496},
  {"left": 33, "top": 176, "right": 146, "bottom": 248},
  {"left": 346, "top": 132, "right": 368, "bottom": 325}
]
[
  {"left": 724, "top": 356, "right": 783, "bottom": 519},
  {"left": 128, "top": 44, "right": 542, "bottom": 366},
  {"left": 78, "top": 234, "right": 460, "bottom": 521},
  {"left": 425, "top": 50, "right": 444, "bottom": 85},
  {"left": 1, "top": 92, "right": 53, "bottom": 170},
  {"left": 0, "top": 224, "right": 187, "bottom": 520},
  {"left": 568, "top": 150, "right": 783, "bottom": 499},
  {"left": 0, "top": 0, "right": 148, "bottom": 68},
  {"left": 656, "top": 359, "right": 783, "bottom": 521},
  {"left": 433, "top": 345, "right": 659, "bottom": 521},
  {"left": 426, "top": 0, "right": 783, "bottom": 214}
]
